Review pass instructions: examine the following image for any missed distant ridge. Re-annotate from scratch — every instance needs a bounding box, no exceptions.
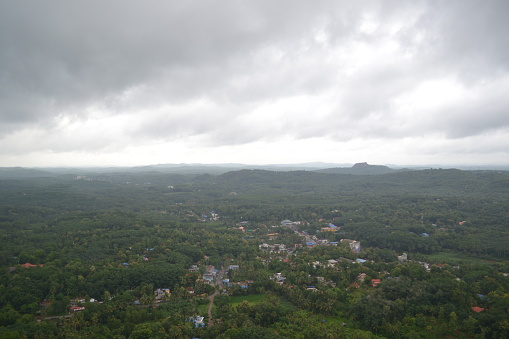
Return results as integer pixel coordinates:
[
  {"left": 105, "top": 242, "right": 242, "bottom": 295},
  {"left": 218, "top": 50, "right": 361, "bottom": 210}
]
[
  {"left": 0, "top": 167, "right": 54, "bottom": 178},
  {"left": 1, "top": 162, "right": 507, "bottom": 179},
  {"left": 315, "top": 162, "right": 401, "bottom": 175}
]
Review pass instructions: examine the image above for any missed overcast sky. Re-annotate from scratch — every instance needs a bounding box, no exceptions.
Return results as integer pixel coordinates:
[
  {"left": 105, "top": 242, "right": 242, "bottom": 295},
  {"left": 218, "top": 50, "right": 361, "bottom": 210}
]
[{"left": 1, "top": 1, "right": 508, "bottom": 167}]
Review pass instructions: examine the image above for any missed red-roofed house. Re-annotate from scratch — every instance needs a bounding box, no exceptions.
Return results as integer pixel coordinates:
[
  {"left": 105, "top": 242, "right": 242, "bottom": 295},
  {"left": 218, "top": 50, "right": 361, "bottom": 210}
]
[
  {"left": 349, "top": 282, "right": 360, "bottom": 289},
  {"left": 21, "top": 263, "right": 43, "bottom": 268},
  {"left": 371, "top": 279, "right": 381, "bottom": 287},
  {"left": 472, "top": 307, "right": 485, "bottom": 313},
  {"left": 69, "top": 306, "right": 85, "bottom": 313}
]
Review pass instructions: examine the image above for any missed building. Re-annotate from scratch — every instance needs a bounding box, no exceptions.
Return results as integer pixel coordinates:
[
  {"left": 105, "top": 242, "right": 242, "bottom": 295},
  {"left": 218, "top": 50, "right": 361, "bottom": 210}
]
[
  {"left": 341, "top": 239, "right": 361, "bottom": 253},
  {"left": 397, "top": 253, "right": 408, "bottom": 263},
  {"left": 154, "top": 288, "right": 171, "bottom": 300}
]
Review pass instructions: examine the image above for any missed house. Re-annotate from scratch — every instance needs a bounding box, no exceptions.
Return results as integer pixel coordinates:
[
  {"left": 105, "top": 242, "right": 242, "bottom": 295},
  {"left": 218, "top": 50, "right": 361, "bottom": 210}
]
[
  {"left": 21, "top": 263, "right": 43, "bottom": 268},
  {"left": 203, "top": 274, "right": 214, "bottom": 282},
  {"left": 188, "top": 265, "right": 199, "bottom": 272},
  {"left": 259, "top": 243, "right": 270, "bottom": 249},
  {"left": 188, "top": 316, "right": 206, "bottom": 327},
  {"left": 397, "top": 253, "right": 408, "bottom": 263},
  {"left": 306, "top": 286, "right": 318, "bottom": 292},
  {"left": 472, "top": 307, "right": 485, "bottom": 313},
  {"left": 203, "top": 266, "right": 217, "bottom": 282},
  {"left": 237, "top": 281, "right": 249, "bottom": 288},
  {"left": 421, "top": 233, "right": 429, "bottom": 237},
  {"left": 69, "top": 306, "right": 85, "bottom": 313},
  {"left": 40, "top": 300, "right": 52, "bottom": 308},
  {"left": 274, "top": 273, "right": 286, "bottom": 283},
  {"left": 267, "top": 233, "right": 279, "bottom": 240},
  {"left": 371, "top": 279, "right": 381, "bottom": 287},
  {"left": 228, "top": 265, "right": 240, "bottom": 271},
  {"left": 349, "top": 282, "right": 360, "bottom": 289},
  {"left": 327, "top": 259, "right": 338, "bottom": 267},
  {"left": 210, "top": 211, "right": 219, "bottom": 220},
  {"left": 306, "top": 242, "right": 316, "bottom": 248},
  {"left": 341, "top": 239, "right": 361, "bottom": 253},
  {"left": 357, "top": 273, "right": 367, "bottom": 281},
  {"left": 322, "top": 223, "right": 339, "bottom": 232},
  {"left": 356, "top": 258, "right": 367, "bottom": 264},
  {"left": 154, "top": 288, "right": 171, "bottom": 300}
]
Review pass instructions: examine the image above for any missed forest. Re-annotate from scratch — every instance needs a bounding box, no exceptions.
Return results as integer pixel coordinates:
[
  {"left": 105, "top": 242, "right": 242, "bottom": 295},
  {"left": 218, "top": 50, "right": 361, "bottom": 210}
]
[{"left": 0, "top": 165, "right": 508, "bottom": 338}]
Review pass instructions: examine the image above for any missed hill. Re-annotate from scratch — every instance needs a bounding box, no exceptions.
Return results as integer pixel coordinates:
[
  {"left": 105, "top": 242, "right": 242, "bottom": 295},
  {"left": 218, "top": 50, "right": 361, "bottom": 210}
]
[{"left": 315, "top": 162, "right": 401, "bottom": 175}]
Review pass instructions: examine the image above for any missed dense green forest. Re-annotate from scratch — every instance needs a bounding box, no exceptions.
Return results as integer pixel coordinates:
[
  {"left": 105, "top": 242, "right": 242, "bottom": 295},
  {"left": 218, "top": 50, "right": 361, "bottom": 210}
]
[{"left": 1, "top": 166, "right": 508, "bottom": 338}]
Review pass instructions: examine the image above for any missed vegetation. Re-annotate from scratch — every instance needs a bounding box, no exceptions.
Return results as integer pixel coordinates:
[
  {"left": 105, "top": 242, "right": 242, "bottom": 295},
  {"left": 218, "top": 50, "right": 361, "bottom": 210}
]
[{"left": 0, "top": 166, "right": 508, "bottom": 338}]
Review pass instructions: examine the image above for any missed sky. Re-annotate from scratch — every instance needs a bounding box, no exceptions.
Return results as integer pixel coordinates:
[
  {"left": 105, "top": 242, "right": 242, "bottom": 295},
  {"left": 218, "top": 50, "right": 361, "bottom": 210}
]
[{"left": 1, "top": 0, "right": 509, "bottom": 168}]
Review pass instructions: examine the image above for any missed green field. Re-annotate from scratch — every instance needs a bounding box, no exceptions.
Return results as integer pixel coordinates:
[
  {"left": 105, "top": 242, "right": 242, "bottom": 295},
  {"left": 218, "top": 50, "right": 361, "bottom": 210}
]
[
  {"left": 228, "top": 294, "right": 266, "bottom": 307},
  {"left": 196, "top": 303, "right": 209, "bottom": 316}
]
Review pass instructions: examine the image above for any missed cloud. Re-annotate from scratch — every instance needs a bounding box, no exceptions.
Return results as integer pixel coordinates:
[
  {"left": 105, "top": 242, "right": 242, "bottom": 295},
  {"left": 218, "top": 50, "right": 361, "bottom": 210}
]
[{"left": 0, "top": 1, "right": 508, "bottom": 166}]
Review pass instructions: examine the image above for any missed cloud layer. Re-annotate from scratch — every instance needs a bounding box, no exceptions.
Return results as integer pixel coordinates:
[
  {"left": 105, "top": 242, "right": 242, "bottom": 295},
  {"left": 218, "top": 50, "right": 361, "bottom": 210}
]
[{"left": 1, "top": 0, "right": 508, "bottom": 166}]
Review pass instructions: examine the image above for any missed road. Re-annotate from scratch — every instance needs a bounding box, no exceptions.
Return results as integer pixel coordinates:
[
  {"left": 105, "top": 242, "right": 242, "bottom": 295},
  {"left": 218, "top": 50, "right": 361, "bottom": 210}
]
[
  {"left": 207, "top": 266, "right": 226, "bottom": 327},
  {"left": 207, "top": 290, "right": 220, "bottom": 327}
]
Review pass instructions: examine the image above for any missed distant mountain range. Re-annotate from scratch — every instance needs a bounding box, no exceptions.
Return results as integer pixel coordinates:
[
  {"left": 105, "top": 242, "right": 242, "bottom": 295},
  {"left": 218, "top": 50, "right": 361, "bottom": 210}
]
[{"left": 0, "top": 162, "right": 508, "bottom": 179}]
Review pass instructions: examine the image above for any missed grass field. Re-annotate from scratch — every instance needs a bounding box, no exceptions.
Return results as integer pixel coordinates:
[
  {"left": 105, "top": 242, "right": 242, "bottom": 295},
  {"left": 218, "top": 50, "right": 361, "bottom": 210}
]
[
  {"left": 196, "top": 303, "right": 209, "bottom": 316},
  {"left": 228, "top": 294, "right": 266, "bottom": 307}
]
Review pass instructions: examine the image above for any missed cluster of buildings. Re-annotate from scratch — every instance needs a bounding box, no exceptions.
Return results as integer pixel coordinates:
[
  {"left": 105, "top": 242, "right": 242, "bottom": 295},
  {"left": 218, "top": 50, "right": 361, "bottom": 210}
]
[
  {"left": 259, "top": 243, "right": 291, "bottom": 254},
  {"left": 281, "top": 220, "right": 301, "bottom": 227},
  {"left": 320, "top": 223, "right": 339, "bottom": 232},
  {"left": 203, "top": 265, "right": 218, "bottom": 282},
  {"left": 354, "top": 273, "right": 381, "bottom": 288},
  {"left": 202, "top": 211, "right": 220, "bottom": 221},
  {"left": 154, "top": 288, "right": 171, "bottom": 301},
  {"left": 68, "top": 297, "right": 102, "bottom": 313},
  {"left": 221, "top": 279, "right": 253, "bottom": 289}
]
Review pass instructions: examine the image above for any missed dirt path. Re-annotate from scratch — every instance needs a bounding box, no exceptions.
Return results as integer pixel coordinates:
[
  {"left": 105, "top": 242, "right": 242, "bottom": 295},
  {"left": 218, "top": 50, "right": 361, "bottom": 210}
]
[{"left": 207, "top": 290, "right": 220, "bottom": 327}]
